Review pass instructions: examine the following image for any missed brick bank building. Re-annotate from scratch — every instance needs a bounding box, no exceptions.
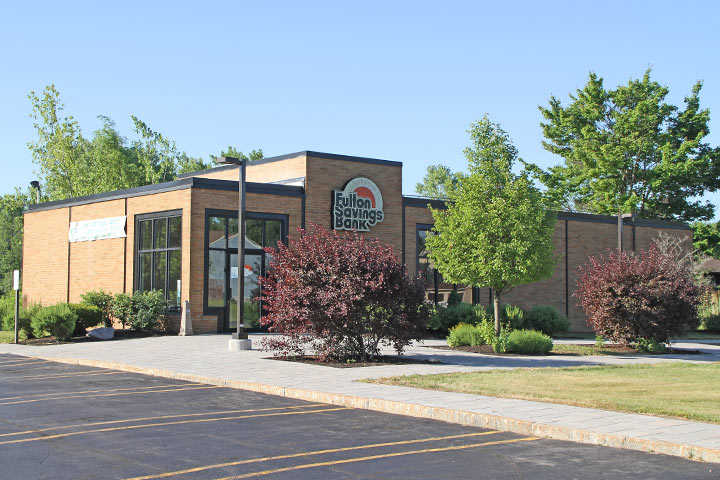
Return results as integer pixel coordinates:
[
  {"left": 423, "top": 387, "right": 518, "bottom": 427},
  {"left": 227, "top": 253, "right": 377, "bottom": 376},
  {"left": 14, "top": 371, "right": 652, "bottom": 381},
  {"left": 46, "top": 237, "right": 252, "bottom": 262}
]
[{"left": 22, "top": 151, "right": 692, "bottom": 333}]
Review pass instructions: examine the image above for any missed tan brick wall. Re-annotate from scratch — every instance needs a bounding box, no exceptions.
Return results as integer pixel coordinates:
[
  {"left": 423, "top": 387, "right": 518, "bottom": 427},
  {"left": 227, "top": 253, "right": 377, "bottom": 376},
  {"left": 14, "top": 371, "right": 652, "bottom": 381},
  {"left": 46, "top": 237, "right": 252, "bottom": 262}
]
[
  {"left": 22, "top": 208, "right": 71, "bottom": 306},
  {"left": 189, "top": 155, "right": 307, "bottom": 184},
  {"left": 305, "top": 155, "right": 403, "bottom": 255},
  {"left": 189, "top": 188, "right": 304, "bottom": 333},
  {"left": 67, "top": 199, "right": 126, "bottom": 302}
]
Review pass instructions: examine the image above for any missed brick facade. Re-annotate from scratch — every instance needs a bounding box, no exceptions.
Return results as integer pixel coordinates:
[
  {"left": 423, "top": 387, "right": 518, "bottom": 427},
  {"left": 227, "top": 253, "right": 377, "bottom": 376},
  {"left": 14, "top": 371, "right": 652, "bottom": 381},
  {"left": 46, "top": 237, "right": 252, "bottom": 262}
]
[{"left": 22, "top": 151, "right": 692, "bottom": 334}]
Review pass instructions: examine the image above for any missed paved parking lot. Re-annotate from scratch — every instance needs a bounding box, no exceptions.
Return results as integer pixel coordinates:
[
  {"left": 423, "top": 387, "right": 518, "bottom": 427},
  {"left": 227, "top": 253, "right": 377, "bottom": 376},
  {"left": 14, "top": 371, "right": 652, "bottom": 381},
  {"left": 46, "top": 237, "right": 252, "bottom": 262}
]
[{"left": 0, "top": 353, "right": 716, "bottom": 479}]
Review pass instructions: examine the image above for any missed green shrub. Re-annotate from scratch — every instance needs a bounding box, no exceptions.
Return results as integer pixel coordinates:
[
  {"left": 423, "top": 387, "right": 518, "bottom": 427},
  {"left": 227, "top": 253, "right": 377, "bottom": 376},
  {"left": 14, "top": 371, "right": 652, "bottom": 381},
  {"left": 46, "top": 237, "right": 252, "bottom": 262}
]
[
  {"left": 485, "top": 304, "right": 525, "bottom": 330},
  {"left": 31, "top": 304, "right": 77, "bottom": 341},
  {"left": 0, "top": 293, "right": 16, "bottom": 324},
  {"left": 447, "top": 289, "right": 462, "bottom": 307},
  {"left": 2, "top": 304, "right": 38, "bottom": 339},
  {"left": 130, "top": 290, "right": 167, "bottom": 331},
  {"left": 507, "top": 329, "right": 553, "bottom": 355},
  {"left": 635, "top": 337, "right": 667, "bottom": 353},
  {"left": 111, "top": 293, "right": 133, "bottom": 328},
  {"left": 699, "top": 314, "right": 720, "bottom": 333},
  {"left": 428, "top": 303, "right": 479, "bottom": 334},
  {"left": 447, "top": 323, "right": 485, "bottom": 347},
  {"left": 69, "top": 304, "right": 103, "bottom": 336},
  {"left": 80, "top": 290, "right": 114, "bottom": 327},
  {"left": 524, "top": 305, "right": 570, "bottom": 336}
]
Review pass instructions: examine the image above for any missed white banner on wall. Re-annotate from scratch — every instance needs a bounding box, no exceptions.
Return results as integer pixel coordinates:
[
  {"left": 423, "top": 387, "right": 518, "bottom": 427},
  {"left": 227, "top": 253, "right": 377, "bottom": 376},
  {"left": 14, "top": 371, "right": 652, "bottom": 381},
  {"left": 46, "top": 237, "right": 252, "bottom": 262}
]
[{"left": 69, "top": 216, "right": 127, "bottom": 243}]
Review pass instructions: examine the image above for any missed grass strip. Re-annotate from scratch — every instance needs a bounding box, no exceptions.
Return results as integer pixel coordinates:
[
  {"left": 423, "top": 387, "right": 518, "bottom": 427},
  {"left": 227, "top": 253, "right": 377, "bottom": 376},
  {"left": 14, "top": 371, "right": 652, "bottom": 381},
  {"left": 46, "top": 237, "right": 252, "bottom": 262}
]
[{"left": 370, "top": 362, "right": 720, "bottom": 424}]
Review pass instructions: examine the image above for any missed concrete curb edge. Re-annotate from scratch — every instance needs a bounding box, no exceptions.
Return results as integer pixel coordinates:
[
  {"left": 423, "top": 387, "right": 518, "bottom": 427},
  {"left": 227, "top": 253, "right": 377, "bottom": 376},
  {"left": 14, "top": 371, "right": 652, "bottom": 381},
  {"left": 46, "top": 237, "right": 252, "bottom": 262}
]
[{"left": 22, "top": 354, "right": 720, "bottom": 464}]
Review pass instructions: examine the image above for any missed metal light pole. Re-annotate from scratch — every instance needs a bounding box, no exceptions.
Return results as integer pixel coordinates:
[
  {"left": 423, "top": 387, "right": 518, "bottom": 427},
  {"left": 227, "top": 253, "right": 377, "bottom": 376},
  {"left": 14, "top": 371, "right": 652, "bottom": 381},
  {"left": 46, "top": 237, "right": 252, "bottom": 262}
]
[
  {"left": 617, "top": 212, "right": 634, "bottom": 252},
  {"left": 216, "top": 156, "right": 251, "bottom": 350}
]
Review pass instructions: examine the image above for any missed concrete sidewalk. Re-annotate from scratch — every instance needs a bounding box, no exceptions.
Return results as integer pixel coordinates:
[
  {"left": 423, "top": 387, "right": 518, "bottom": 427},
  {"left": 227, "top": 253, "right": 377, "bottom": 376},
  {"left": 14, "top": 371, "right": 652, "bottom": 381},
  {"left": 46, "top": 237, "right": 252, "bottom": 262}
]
[{"left": 2, "top": 335, "right": 720, "bottom": 463}]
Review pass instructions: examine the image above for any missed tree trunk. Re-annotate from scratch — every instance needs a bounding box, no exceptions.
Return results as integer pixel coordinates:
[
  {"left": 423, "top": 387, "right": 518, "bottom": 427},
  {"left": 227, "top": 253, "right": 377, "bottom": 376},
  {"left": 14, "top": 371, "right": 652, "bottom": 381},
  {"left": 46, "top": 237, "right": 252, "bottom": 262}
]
[{"left": 492, "top": 288, "right": 501, "bottom": 336}]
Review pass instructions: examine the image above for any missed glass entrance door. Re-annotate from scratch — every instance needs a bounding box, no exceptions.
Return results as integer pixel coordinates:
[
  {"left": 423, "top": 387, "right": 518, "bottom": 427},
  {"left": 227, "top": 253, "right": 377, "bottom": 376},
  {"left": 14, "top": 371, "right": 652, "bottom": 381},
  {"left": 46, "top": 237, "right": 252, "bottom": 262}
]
[{"left": 227, "top": 252, "right": 262, "bottom": 330}]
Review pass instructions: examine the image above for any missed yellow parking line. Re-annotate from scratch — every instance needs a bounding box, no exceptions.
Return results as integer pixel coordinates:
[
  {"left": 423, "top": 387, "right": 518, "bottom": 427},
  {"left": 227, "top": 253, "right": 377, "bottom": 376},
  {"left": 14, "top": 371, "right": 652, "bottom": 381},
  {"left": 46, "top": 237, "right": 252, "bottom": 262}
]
[
  {"left": 0, "top": 383, "right": 205, "bottom": 401},
  {"left": 0, "top": 407, "right": 349, "bottom": 446},
  {"left": 124, "top": 431, "right": 502, "bottom": 480},
  {"left": 0, "top": 403, "right": 327, "bottom": 438},
  {"left": 216, "top": 437, "right": 540, "bottom": 480},
  {"left": 1, "top": 370, "right": 122, "bottom": 380},
  {"left": 0, "top": 385, "right": 220, "bottom": 406},
  {"left": 0, "top": 360, "right": 50, "bottom": 367}
]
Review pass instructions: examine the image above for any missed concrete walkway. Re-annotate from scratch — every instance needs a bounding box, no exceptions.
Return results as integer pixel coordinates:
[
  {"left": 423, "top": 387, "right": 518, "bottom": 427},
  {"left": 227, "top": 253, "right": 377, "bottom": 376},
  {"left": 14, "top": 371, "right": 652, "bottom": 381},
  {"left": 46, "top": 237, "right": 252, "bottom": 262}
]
[{"left": 2, "top": 335, "right": 720, "bottom": 463}]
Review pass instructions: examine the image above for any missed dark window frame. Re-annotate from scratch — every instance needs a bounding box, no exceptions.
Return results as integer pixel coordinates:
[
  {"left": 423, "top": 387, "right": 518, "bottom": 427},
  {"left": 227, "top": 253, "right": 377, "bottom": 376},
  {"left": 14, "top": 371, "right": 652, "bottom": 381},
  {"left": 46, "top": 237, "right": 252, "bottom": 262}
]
[
  {"left": 203, "top": 209, "right": 288, "bottom": 320},
  {"left": 416, "top": 223, "right": 443, "bottom": 304},
  {"left": 134, "top": 209, "right": 183, "bottom": 309}
]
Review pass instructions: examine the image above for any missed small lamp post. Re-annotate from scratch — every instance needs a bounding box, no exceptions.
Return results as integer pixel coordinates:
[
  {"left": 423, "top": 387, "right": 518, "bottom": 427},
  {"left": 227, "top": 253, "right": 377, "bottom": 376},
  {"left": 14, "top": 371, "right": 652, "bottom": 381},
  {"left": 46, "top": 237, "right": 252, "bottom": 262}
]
[
  {"left": 30, "top": 181, "right": 41, "bottom": 204},
  {"left": 215, "top": 156, "right": 252, "bottom": 350}
]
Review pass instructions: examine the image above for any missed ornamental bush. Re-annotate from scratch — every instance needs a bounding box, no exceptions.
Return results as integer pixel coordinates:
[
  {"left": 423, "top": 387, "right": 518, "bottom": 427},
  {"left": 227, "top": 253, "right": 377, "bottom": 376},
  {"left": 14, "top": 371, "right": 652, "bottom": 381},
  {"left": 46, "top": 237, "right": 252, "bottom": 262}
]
[
  {"left": 69, "top": 303, "right": 103, "bottom": 336},
  {"left": 575, "top": 242, "right": 706, "bottom": 344},
  {"left": 130, "top": 290, "right": 167, "bottom": 331},
  {"left": 259, "top": 224, "right": 430, "bottom": 361},
  {"left": 1, "top": 304, "right": 39, "bottom": 339},
  {"left": 485, "top": 304, "right": 525, "bottom": 330},
  {"left": 428, "top": 303, "right": 482, "bottom": 334},
  {"left": 80, "top": 290, "right": 114, "bottom": 327},
  {"left": 447, "top": 323, "right": 485, "bottom": 347},
  {"left": 31, "top": 303, "right": 77, "bottom": 341},
  {"left": 524, "top": 305, "right": 570, "bottom": 336},
  {"left": 507, "top": 329, "right": 553, "bottom": 355}
]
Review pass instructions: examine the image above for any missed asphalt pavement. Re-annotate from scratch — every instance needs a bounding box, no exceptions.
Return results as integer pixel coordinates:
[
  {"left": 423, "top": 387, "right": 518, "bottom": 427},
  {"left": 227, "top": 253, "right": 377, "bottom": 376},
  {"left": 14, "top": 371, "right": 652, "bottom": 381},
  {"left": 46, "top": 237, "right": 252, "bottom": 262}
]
[{"left": 0, "top": 353, "right": 716, "bottom": 480}]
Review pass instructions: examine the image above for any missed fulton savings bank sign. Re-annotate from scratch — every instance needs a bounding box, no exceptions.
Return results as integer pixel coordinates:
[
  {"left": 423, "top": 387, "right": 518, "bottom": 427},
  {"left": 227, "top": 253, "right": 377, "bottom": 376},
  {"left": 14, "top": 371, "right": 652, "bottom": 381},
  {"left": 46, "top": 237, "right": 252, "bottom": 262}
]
[{"left": 333, "top": 177, "right": 384, "bottom": 232}]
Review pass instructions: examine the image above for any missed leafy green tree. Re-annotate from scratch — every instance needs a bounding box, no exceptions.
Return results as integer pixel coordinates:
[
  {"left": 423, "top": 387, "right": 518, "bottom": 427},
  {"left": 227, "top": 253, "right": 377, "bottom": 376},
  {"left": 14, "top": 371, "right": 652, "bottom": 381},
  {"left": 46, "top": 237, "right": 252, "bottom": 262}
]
[
  {"left": 534, "top": 69, "right": 720, "bottom": 222},
  {"left": 211, "top": 146, "right": 264, "bottom": 163},
  {"left": 692, "top": 222, "right": 720, "bottom": 259},
  {"left": 415, "top": 164, "right": 462, "bottom": 199},
  {"left": 131, "top": 116, "right": 180, "bottom": 185},
  {"left": 0, "top": 189, "right": 31, "bottom": 296},
  {"left": 426, "top": 116, "right": 557, "bottom": 334},
  {"left": 27, "top": 85, "right": 91, "bottom": 199}
]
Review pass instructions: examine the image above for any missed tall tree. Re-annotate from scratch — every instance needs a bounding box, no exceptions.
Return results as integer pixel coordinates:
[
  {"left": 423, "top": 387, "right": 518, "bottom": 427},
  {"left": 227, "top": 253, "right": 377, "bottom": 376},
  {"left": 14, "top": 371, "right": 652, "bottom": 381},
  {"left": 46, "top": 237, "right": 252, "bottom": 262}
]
[
  {"left": 415, "top": 164, "right": 462, "bottom": 199},
  {"left": 535, "top": 69, "right": 720, "bottom": 222},
  {"left": 426, "top": 116, "right": 557, "bottom": 334},
  {"left": 692, "top": 222, "right": 720, "bottom": 259},
  {"left": 0, "top": 189, "right": 31, "bottom": 296}
]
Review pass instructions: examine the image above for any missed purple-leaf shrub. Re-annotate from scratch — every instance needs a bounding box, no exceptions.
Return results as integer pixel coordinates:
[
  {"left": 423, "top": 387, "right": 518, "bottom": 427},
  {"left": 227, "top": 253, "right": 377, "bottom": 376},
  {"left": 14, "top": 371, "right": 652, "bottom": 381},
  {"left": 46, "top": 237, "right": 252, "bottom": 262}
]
[
  {"left": 259, "top": 224, "right": 430, "bottom": 361},
  {"left": 575, "top": 244, "right": 705, "bottom": 344}
]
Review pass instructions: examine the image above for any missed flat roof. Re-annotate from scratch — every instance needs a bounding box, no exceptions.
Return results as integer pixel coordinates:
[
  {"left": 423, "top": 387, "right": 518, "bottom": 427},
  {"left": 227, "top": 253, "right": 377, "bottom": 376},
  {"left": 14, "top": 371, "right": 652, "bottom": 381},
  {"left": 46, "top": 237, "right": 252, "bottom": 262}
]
[{"left": 25, "top": 177, "right": 304, "bottom": 213}]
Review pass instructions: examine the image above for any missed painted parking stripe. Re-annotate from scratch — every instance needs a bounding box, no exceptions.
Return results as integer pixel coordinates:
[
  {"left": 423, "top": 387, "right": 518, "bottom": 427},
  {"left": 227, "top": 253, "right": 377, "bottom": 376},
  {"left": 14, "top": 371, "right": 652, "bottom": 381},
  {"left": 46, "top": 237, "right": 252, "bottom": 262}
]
[
  {"left": 0, "top": 385, "right": 220, "bottom": 406},
  {"left": 0, "top": 407, "right": 349, "bottom": 446},
  {"left": 0, "top": 360, "right": 50, "bottom": 367},
  {"left": 0, "top": 383, "right": 206, "bottom": 401},
  {"left": 124, "top": 431, "right": 503, "bottom": 480},
  {"left": 0, "top": 370, "right": 122, "bottom": 380},
  {"left": 215, "top": 437, "right": 540, "bottom": 480},
  {"left": 0, "top": 403, "right": 327, "bottom": 438}
]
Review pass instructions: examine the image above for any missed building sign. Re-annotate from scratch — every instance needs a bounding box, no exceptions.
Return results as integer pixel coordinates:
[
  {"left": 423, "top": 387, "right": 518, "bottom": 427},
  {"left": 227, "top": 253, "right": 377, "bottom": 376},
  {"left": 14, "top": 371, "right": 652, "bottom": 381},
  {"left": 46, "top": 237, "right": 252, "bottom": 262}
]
[
  {"left": 333, "top": 177, "right": 384, "bottom": 232},
  {"left": 69, "top": 216, "right": 127, "bottom": 243}
]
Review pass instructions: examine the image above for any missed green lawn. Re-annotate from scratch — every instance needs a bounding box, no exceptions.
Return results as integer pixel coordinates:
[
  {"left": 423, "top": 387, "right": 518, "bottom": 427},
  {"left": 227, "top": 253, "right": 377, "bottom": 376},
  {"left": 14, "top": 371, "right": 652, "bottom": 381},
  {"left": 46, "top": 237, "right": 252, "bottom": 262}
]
[
  {"left": 0, "top": 330, "right": 26, "bottom": 343},
  {"left": 372, "top": 362, "right": 720, "bottom": 423},
  {"left": 553, "top": 331, "right": 720, "bottom": 341},
  {"left": 550, "top": 344, "right": 639, "bottom": 355}
]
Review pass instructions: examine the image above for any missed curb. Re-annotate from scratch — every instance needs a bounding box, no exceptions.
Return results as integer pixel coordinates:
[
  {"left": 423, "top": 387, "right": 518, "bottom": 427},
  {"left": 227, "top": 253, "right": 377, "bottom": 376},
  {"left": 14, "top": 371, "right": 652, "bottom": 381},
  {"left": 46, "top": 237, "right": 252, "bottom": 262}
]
[{"left": 17, "top": 354, "right": 720, "bottom": 464}]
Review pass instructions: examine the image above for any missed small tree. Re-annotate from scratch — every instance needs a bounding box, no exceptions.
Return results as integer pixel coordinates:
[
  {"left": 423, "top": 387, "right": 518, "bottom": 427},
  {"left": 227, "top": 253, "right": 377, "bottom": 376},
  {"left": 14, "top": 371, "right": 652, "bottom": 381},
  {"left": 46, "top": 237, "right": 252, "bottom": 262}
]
[
  {"left": 260, "top": 224, "right": 429, "bottom": 361},
  {"left": 575, "top": 237, "right": 706, "bottom": 344},
  {"left": 426, "top": 116, "right": 557, "bottom": 334}
]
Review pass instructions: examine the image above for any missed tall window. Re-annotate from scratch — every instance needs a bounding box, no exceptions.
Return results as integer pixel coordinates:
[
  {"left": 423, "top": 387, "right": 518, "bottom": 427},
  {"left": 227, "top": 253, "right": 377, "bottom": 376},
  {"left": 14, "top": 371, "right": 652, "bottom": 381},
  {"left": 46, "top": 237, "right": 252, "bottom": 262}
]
[{"left": 136, "top": 211, "right": 182, "bottom": 308}]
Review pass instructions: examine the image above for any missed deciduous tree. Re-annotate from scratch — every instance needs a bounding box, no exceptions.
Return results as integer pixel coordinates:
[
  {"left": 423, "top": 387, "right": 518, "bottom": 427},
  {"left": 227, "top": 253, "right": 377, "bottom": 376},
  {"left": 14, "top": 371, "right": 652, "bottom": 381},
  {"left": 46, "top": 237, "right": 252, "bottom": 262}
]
[
  {"left": 534, "top": 69, "right": 720, "bottom": 222},
  {"left": 426, "top": 116, "right": 557, "bottom": 334}
]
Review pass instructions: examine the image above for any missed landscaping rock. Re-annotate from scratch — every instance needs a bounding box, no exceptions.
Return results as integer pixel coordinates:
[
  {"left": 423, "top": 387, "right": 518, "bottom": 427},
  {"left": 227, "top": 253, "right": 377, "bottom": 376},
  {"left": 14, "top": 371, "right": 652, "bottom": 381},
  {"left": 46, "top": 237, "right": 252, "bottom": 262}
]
[{"left": 87, "top": 327, "right": 114, "bottom": 340}]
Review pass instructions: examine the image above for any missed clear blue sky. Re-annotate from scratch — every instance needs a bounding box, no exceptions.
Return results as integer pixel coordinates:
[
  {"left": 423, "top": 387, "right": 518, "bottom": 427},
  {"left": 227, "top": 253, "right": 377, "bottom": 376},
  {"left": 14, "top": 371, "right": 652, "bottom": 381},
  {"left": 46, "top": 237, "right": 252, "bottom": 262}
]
[{"left": 1, "top": 1, "right": 719, "bottom": 217}]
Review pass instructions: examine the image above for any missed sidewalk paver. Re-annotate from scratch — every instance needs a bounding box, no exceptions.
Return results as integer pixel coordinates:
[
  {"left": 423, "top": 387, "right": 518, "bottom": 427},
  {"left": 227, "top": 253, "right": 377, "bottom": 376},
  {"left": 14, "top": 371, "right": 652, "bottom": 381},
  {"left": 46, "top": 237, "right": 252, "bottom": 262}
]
[{"left": 1, "top": 334, "right": 719, "bottom": 463}]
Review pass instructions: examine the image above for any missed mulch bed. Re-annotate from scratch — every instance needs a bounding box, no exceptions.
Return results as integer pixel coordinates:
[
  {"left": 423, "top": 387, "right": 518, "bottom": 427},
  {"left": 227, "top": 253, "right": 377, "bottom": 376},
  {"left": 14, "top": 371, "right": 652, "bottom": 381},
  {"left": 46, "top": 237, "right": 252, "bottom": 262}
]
[
  {"left": 19, "top": 329, "right": 172, "bottom": 346},
  {"left": 267, "top": 355, "right": 443, "bottom": 368},
  {"left": 430, "top": 344, "right": 702, "bottom": 356}
]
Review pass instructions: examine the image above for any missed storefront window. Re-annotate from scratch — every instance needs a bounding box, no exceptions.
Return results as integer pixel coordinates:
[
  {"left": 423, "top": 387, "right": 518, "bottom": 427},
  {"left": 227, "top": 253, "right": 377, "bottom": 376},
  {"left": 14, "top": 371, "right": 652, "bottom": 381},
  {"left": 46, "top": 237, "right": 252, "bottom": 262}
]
[
  {"left": 416, "top": 224, "right": 452, "bottom": 304},
  {"left": 136, "top": 211, "right": 182, "bottom": 309}
]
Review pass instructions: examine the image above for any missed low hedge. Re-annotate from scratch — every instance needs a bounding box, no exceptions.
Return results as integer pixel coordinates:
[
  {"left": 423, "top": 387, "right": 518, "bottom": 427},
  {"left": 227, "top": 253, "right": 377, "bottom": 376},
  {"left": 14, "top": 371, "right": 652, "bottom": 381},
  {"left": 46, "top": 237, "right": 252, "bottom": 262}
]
[
  {"left": 31, "top": 303, "right": 77, "bottom": 341},
  {"left": 507, "top": 329, "right": 553, "bottom": 355},
  {"left": 1, "top": 304, "right": 39, "bottom": 339},
  {"left": 447, "top": 323, "right": 485, "bottom": 347},
  {"left": 69, "top": 303, "right": 103, "bottom": 336},
  {"left": 524, "top": 305, "right": 570, "bottom": 336}
]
